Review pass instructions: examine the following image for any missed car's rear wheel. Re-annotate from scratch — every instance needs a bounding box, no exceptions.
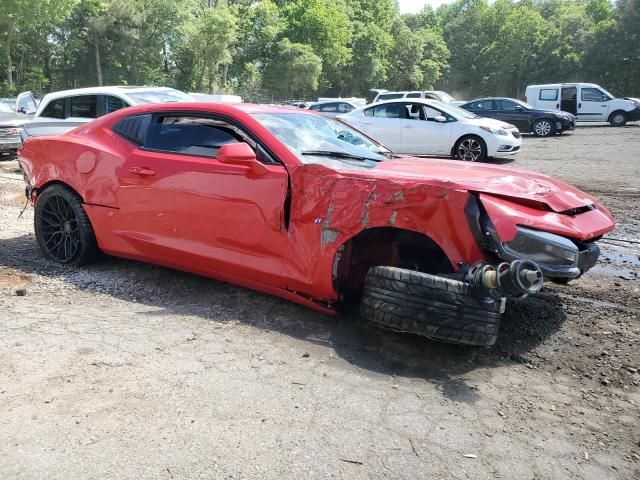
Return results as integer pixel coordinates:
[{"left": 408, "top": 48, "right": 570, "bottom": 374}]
[
  {"left": 455, "top": 135, "right": 486, "bottom": 162},
  {"left": 609, "top": 111, "right": 627, "bottom": 127},
  {"left": 360, "top": 266, "right": 503, "bottom": 346},
  {"left": 34, "top": 185, "right": 99, "bottom": 265},
  {"left": 533, "top": 119, "right": 554, "bottom": 137}
]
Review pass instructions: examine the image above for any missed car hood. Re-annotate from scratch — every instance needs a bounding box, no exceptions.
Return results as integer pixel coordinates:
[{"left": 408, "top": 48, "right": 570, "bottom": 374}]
[
  {"left": 368, "top": 157, "right": 596, "bottom": 213},
  {"left": 0, "top": 113, "right": 28, "bottom": 127}
]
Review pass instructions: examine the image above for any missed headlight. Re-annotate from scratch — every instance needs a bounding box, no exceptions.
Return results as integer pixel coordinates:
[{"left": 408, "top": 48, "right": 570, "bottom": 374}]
[
  {"left": 503, "top": 227, "right": 578, "bottom": 266},
  {"left": 480, "top": 125, "right": 509, "bottom": 136}
]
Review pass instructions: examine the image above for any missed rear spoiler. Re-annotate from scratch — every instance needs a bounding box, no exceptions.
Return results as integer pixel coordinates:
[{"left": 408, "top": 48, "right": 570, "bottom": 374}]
[{"left": 20, "top": 120, "right": 87, "bottom": 141}]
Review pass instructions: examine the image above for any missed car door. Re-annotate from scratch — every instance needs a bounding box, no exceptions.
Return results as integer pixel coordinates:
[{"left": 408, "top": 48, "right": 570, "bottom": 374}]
[
  {"left": 494, "top": 99, "right": 528, "bottom": 130},
  {"left": 401, "top": 103, "right": 452, "bottom": 155},
  {"left": 114, "top": 113, "right": 290, "bottom": 287},
  {"left": 578, "top": 87, "right": 609, "bottom": 121},
  {"left": 359, "top": 103, "right": 405, "bottom": 151}
]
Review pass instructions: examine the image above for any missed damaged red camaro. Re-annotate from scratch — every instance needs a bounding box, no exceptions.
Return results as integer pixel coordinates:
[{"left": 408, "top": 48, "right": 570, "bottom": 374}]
[{"left": 18, "top": 103, "right": 615, "bottom": 346}]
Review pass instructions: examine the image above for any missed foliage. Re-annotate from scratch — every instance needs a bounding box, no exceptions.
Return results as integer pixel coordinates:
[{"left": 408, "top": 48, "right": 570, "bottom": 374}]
[{"left": 0, "top": 0, "right": 637, "bottom": 100}]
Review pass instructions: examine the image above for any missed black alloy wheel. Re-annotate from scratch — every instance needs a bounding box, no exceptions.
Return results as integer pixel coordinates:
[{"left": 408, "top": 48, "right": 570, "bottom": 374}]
[
  {"left": 456, "top": 136, "right": 486, "bottom": 162},
  {"left": 34, "top": 185, "right": 99, "bottom": 265}
]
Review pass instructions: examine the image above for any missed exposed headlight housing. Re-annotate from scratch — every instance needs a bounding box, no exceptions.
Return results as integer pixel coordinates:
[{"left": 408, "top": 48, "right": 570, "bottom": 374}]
[{"left": 504, "top": 227, "right": 578, "bottom": 267}]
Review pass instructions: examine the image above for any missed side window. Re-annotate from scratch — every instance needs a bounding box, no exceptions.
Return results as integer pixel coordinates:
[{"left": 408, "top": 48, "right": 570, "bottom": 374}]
[
  {"left": 145, "top": 116, "right": 241, "bottom": 157},
  {"left": 319, "top": 103, "right": 338, "bottom": 113},
  {"left": 406, "top": 103, "right": 426, "bottom": 121},
  {"left": 309, "top": 104, "right": 321, "bottom": 111},
  {"left": 105, "top": 96, "right": 129, "bottom": 114},
  {"left": 113, "top": 114, "right": 152, "bottom": 145},
  {"left": 40, "top": 98, "right": 66, "bottom": 119},
  {"left": 364, "top": 107, "right": 374, "bottom": 117},
  {"left": 581, "top": 88, "right": 608, "bottom": 102},
  {"left": 496, "top": 100, "right": 517, "bottom": 111},
  {"left": 371, "top": 103, "right": 407, "bottom": 119},
  {"left": 406, "top": 92, "right": 422, "bottom": 99},
  {"left": 423, "top": 93, "right": 438, "bottom": 100},
  {"left": 470, "top": 100, "right": 492, "bottom": 110},
  {"left": 338, "top": 103, "right": 354, "bottom": 113},
  {"left": 424, "top": 106, "right": 442, "bottom": 121},
  {"left": 70, "top": 95, "right": 98, "bottom": 118},
  {"left": 378, "top": 93, "right": 404, "bottom": 101},
  {"left": 539, "top": 89, "right": 558, "bottom": 101}
]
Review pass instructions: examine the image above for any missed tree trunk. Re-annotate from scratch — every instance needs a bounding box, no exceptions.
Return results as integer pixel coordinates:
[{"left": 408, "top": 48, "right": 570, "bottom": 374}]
[
  {"left": 222, "top": 64, "right": 228, "bottom": 87},
  {"left": 163, "top": 43, "right": 169, "bottom": 75},
  {"left": 130, "top": 49, "right": 139, "bottom": 85},
  {"left": 94, "top": 42, "right": 103, "bottom": 86},
  {"left": 5, "top": 23, "right": 14, "bottom": 88},
  {"left": 197, "top": 62, "right": 206, "bottom": 91}
]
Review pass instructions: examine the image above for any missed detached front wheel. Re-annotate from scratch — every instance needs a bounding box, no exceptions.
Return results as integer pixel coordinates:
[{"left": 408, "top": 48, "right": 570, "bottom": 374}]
[
  {"left": 360, "top": 266, "right": 503, "bottom": 346},
  {"left": 34, "top": 185, "right": 99, "bottom": 265}
]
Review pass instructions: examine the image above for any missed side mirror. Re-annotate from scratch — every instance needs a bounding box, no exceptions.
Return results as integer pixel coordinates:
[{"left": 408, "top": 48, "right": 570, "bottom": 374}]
[
  {"left": 434, "top": 115, "right": 447, "bottom": 123},
  {"left": 216, "top": 142, "right": 269, "bottom": 176},
  {"left": 515, "top": 105, "right": 524, "bottom": 111}
]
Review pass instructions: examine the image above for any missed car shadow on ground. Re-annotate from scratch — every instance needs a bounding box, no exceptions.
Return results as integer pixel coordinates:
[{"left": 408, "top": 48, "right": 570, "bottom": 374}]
[{"left": 0, "top": 233, "right": 566, "bottom": 403}]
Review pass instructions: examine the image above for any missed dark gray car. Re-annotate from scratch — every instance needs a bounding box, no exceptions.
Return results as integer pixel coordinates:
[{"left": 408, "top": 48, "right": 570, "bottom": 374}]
[{"left": 461, "top": 97, "right": 576, "bottom": 137}]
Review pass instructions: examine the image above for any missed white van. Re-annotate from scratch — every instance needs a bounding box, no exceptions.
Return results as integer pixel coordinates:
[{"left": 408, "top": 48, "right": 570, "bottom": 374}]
[{"left": 525, "top": 83, "right": 640, "bottom": 126}]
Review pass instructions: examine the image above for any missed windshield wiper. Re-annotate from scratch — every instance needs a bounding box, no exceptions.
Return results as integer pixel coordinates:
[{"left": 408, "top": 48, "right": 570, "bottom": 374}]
[{"left": 301, "top": 150, "right": 383, "bottom": 162}]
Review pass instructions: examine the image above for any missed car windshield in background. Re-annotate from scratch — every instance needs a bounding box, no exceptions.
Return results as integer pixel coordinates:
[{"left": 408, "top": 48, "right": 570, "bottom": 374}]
[
  {"left": 435, "top": 91, "right": 455, "bottom": 102},
  {"left": 126, "top": 89, "right": 192, "bottom": 104},
  {"left": 434, "top": 101, "right": 479, "bottom": 119},
  {"left": 253, "top": 113, "right": 391, "bottom": 165}
]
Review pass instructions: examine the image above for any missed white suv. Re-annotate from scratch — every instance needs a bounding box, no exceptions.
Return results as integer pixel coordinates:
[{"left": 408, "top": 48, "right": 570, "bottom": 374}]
[
  {"left": 372, "top": 90, "right": 461, "bottom": 104},
  {"left": 525, "top": 83, "right": 640, "bottom": 126},
  {"left": 21, "top": 86, "right": 193, "bottom": 137}
]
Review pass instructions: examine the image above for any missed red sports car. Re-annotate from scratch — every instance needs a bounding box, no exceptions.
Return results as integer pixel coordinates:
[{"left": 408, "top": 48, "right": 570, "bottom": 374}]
[{"left": 18, "top": 102, "right": 615, "bottom": 346}]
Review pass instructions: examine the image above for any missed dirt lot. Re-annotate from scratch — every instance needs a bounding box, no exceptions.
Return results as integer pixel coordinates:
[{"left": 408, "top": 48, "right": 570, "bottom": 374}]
[{"left": 1, "top": 124, "right": 639, "bottom": 479}]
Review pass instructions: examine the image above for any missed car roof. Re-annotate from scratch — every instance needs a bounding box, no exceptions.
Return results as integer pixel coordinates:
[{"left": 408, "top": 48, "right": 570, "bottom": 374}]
[
  {"left": 39, "top": 86, "right": 180, "bottom": 102},
  {"left": 526, "top": 83, "right": 600, "bottom": 89}
]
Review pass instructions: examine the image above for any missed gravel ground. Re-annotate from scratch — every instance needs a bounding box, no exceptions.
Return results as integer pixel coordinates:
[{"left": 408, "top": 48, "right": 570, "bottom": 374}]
[{"left": 0, "top": 124, "right": 639, "bottom": 479}]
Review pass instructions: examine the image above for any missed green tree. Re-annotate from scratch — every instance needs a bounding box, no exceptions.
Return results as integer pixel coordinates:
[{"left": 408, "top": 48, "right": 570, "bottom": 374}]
[{"left": 263, "top": 38, "right": 322, "bottom": 98}]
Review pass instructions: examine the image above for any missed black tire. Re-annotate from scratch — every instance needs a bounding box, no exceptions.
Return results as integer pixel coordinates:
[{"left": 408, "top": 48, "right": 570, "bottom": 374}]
[
  {"left": 455, "top": 135, "right": 487, "bottom": 162},
  {"left": 532, "top": 118, "right": 554, "bottom": 137},
  {"left": 360, "top": 266, "right": 503, "bottom": 346},
  {"left": 34, "top": 184, "right": 99, "bottom": 265},
  {"left": 549, "top": 277, "right": 571, "bottom": 285},
  {"left": 609, "top": 111, "right": 627, "bottom": 127}
]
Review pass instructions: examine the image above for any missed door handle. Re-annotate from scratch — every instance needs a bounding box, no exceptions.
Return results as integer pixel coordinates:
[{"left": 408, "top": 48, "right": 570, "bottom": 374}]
[
  {"left": 404, "top": 125, "right": 414, "bottom": 129},
  {"left": 129, "top": 166, "right": 156, "bottom": 176},
  {"left": 556, "top": 104, "right": 559, "bottom": 109},
  {"left": 578, "top": 103, "right": 582, "bottom": 109}
]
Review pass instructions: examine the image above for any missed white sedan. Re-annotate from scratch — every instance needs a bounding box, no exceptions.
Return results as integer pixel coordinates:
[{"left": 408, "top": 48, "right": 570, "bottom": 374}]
[{"left": 338, "top": 99, "right": 522, "bottom": 161}]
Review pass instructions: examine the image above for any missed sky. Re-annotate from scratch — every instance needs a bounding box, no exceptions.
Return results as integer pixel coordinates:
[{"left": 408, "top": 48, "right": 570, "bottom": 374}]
[{"left": 397, "top": 0, "right": 454, "bottom": 13}]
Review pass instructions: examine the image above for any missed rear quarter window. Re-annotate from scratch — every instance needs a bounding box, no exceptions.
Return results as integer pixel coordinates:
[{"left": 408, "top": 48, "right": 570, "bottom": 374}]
[
  {"left": 539, "top": 89, "right": 558, "bottom": 101},
  {"left": 70, "top": 95, "right": 98, "bottom": 118},
  {"left": 113, "top": 114, "right": 152, "bottom": 145}
]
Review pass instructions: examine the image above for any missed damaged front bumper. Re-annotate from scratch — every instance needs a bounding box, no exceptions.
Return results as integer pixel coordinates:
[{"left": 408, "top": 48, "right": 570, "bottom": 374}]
[{"left": 488, "top": 226, "right": 600, "bottom": 279}]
